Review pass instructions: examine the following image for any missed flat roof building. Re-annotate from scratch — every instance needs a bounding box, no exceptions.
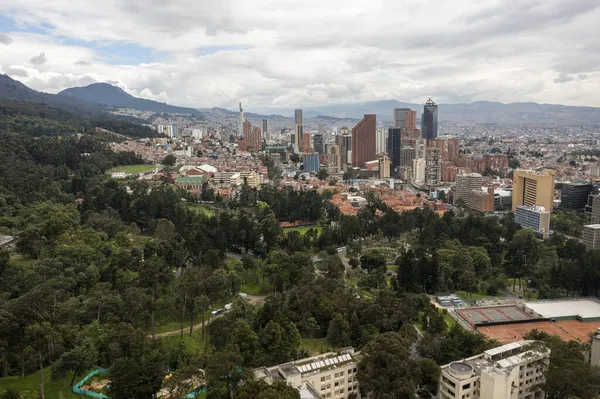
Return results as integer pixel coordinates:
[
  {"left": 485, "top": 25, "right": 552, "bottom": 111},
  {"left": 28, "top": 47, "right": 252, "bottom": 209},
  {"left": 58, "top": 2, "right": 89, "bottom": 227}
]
[
  {"left": 515, "top": 205, "right": 551, "bottom": 239},
  {"left": 439, "top": 341, "right": 549, "bottom": 399},
  {"left": 583, "top": 224, "right": 600, "bottom": 251},
  {"left": 512, "top": 169, "right": 555, "bottom": 213},
  {"left": 561, "top": 183, "right": 592, "bottom": 211},
  {"left": 253, "top": 347, "right": 362, "bottom": 399},
  {"left": 351, "top": 115, "right": 376, "bottom": 168}
]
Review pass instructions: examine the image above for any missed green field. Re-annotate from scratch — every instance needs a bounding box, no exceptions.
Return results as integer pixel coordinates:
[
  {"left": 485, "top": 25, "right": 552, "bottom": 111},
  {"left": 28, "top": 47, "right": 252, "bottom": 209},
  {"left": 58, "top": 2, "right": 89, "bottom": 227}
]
[
  {"left": 185, "top": 203, "right": 215, "bottom": 217},
  {"left": 301, "top": 338, "right": 331, "bottom": 355},
  {"left": 0, "top": 366, "right": 86, "bottom": 399},
  {"left": 283, "top": 226, "right": 322, "bottom": 236},
  {"left": 240, "top": 281, "right": 264, "bottom": 296},
  {"left": 110, "top": 164, "right": 156, "bottom": 174},
  {"left": 154, "top": 303, "right": 225, "bottom": 334}
]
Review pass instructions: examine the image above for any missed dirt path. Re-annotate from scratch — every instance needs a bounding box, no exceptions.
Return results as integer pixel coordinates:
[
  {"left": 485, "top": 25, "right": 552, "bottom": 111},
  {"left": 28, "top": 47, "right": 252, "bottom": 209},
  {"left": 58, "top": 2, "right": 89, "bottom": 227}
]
[{"left": 150, "top": 296, "right": 266, "bottom": 339}]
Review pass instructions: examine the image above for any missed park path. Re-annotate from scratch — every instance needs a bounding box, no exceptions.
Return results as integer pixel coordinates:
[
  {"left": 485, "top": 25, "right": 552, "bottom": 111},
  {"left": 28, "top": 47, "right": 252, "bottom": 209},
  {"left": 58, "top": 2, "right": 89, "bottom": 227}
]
[{"left": 150, "top": 295, "right": 266, "bottom": 339}]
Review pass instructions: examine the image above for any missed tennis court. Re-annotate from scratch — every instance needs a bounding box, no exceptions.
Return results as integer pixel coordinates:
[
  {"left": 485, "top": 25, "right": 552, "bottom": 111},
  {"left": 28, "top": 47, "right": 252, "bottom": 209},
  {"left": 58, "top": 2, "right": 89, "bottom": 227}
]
[
  {"left": 455, "top": 306, "right": 534, "bottom": 327},
  {"left": 479, "top": 320, "right": 600, "bottom": 344}
]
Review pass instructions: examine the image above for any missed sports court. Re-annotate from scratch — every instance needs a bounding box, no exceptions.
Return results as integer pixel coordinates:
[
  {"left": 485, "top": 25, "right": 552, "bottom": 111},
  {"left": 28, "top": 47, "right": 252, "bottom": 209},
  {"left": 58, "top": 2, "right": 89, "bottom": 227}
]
[
  {"left": 525, "top": 299, "right": 600, "bottom": 320},
  {"left": 479, "top": 320, "right": 600, "bottom": 344},
  {"left": 455, "top": 305, "right": 535, "bottom": 327}
]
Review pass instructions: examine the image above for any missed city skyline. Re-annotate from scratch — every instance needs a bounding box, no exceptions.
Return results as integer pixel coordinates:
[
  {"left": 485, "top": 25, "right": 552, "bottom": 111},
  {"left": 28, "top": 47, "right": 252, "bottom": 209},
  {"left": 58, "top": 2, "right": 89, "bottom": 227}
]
[{"left": 0, "top": 0, "right": 598, "bottom": 109}]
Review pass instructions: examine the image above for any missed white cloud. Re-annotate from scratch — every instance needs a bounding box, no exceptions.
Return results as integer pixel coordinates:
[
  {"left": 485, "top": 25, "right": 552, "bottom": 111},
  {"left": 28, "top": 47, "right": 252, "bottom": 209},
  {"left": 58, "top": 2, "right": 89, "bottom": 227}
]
[{"left": 0, "top": 0, "right": 599, "bottom": 108}]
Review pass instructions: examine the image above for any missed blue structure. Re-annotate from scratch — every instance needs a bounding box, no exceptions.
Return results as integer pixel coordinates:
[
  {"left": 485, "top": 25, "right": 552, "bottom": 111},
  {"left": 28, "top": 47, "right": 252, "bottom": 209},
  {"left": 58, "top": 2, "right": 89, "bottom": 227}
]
[
  {"left": 303, "top": 152, "right": 320, "bottom": 173},
  {"left": 171, "top": 124, "right": 178, "bottom": 138},
  {"left": 73, "top": 369, "right": 110, "bottom": 399}
]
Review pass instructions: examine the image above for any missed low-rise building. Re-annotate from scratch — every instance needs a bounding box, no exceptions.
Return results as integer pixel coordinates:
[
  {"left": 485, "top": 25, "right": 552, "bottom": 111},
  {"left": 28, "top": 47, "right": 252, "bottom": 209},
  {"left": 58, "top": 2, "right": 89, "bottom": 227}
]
[
  {"left": 515, "top": 205, "right": 551, "bottom": 239},
  {"left": 583, "top": 224, "right": 600, "bottom": 250},
  {"left": 252, "top": 347, "right": 362, "bottom": 399},
  {"left": 438, "top": 340, "right": 550, "bottom": 399}
]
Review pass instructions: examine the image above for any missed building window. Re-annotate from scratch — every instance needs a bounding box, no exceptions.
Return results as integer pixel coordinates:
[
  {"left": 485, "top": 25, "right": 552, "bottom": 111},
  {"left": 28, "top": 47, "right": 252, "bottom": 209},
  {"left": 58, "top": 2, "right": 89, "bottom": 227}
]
[
  {"left": 463, "top": 383, "right": 471, "bottom": 390},
  {"left": 321, "top": 377, "right": 326, "bottom": 382}
]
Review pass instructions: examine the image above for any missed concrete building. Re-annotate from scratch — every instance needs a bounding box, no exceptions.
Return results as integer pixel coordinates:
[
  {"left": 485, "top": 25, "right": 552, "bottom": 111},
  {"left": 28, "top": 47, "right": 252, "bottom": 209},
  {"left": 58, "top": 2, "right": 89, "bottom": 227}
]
[
  {"left": 512, "top": 169, "right": 556, "bottom": 213},
  {"left": 351, "top": 114, "right": 376, "bottom": 168},
  {"left": 388, "top": 128, "right": 402, "bottom": 173},
  {"left": 583, "top": 224, "right": 600, "bottom": 250},
  {"left": 213, "top": 171, "right": 260, "bottom": 188},
  {"left": 455, "top": 173, "right": 483, "bottom": 204},
  {"left": 379, "top": 155, "right": 391, "bottom": 178},
  {"left": 467, "top": 187, "right": 495, "bottom": 213},
  {"left": 302, "top": 133, "right": 312, "bottom": 153},
  {"left": 426, "top": 147, "right": 441, "bottom": 187},
  {"left": 393, "top": 108, "right": 417, "bottom": 136},
  {"left": 590, "top": 165, "right": 600, "bottom": 178},
  {"left": 447, "top": 137, "right": 460, "bottom": 164},
  {"left": 561, "top": 183, "right": 592, "bottom": 211},
  {"left": 401, "top": 146, "right": 416, "bottom": 168},
  {"left": 376, "top": 127, "right": 387, "bottom": 155},
  {"left": 295, "top": 109, "right": 304, "bottom": 149},
  {"left": 421, "top": 98, "right": 438, "bottom": 140},
  {"left": 303, "top": 153, "right": 320, "bottom": 173},
  {"left": 253, "top": 347, "right": 362, "bottom": 399},
  {"left": 589, "top": 194, "right": 600, "bottom": 224},
  {"left": 262, "top": 119, "right": 268, "bottom": 140},
  {"left": 416, "top": 138, "right": 427, "bottom": 160},
  {"left": 515, "top": 205, "right": 552, "bottom": 239},
  {"left": 239, "top": 102, "right": 244, "bottom": 136},
  {"left": 327, "top": 144, "right": 341, "bottom": 174},
  {"left": 484, "top": 154, "right": 509, "bottom": 173},
  {"left": 413, "top": 158, "right": 426, "bottom": 184},
  {"left": 438, "top": 340, "right": 549, "bottom": 399}
]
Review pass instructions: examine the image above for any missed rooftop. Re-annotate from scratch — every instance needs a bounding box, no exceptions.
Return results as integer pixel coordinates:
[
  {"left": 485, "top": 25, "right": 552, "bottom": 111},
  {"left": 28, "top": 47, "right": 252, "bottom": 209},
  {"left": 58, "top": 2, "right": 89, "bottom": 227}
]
[
  {"left": 526, "top": 298, "right": 600, "bottom": 319},
  {"left": 585, "top": 224, "right": 600, "bottom": 230}
]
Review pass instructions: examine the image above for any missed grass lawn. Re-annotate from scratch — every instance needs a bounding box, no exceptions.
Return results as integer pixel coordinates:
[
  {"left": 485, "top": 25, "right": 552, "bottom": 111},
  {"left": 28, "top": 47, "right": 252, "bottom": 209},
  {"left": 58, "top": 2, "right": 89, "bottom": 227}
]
[
  {"left": 10, "top": 255, "right": 38, "bottom": 273},
  {"left": 301, "top": 338, "right": 331, "bottom": 355},
  {"left": 240, "top": 281, "right": 264, "bottom": 296},
  {"left": 185, "top": 203, "right": 215, "bottom": 217},
  {"left": 283, "top": 226, "right": 322, "bottom": 236},
  {"left": 456, "top": 290, "right": 497, "bottom": 300},
  {"left": 161, "top": 329, "right": 210, "bottom": 356},
  {"left": 0, "top": 366, "right": 89, "bottom": 399},
  {"left": 154, "top": 303, "right": 225, "bottom": 334},
  {"left": 444, "top": 313, "right": 456, "bottom": 328},
  {"left": 110, "top": 164, "right": 156, "bottom": 174}
]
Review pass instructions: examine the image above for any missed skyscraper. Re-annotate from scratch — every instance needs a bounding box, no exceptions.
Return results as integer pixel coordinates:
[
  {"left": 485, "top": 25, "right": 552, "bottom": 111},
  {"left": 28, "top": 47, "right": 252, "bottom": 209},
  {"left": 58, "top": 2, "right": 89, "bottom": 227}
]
[
  {"left": 387, "top": 128, "right": 402, "bottom": 173},
  {"left": 421, "top": 98, "right": 438, "bottom": 140},
  {"left": 393, "top": 108, "right": 417, "bottom": 136},
  {"left": 376, "top": 128, "right": 387, "bottom": 154},
  {"left": 512, "top": 169, "right": 556, "bottom": 212},
  {"left": 447, "top": 137, "right": 460, "bottom": 164},
  {"left": 351, "top": 114, "right": 376, "bottom": 168},
  {"left": 400, "top": 146, "right": 415, "bottom": 168},
  {"left": 425, "top": 147, "right": 441, "bottom": 186},
  {"left": 313, "top": 134, "right": 324, "bottom": 155},
  {"left": 262, "top": 119, "right": 268, "bottom": 140},
  {"left": 295, "top": 109, "right": 303, "bottom": 148},
  {"left": 239, "top": 102, "right": 244, "bottom": 136}
]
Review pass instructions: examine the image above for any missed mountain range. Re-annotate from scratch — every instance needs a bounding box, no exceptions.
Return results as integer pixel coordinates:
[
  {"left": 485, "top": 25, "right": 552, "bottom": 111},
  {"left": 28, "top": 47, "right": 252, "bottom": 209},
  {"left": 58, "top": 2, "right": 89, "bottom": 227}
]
[{"left": 2, "top": 74, "right": 600, "bottom": 125}]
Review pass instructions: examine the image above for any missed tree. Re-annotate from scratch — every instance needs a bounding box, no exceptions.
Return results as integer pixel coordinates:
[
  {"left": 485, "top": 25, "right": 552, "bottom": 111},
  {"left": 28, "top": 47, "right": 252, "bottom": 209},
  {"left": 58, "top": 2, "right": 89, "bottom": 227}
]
[
  {"left": 316, "top": 169, "right": 329, "bottom": 181},
  {"left": 234, "top": 379, "right": 300, "bottom": 399},
  {"left": 162, "top": 154, "right": 177, "bottom": 166},
  {"left": 259, "top": 321, "right": 300, "bottom": 365},
  {"left": 327, "top": 313, "right": 350, "bottom": 348},
  {"left": 24, "top": 322, "right": 62, "bottom": 399},
  {"left": 51, "top": 344, "right": 98, "bottom": 386},
  {"left": 357, "top": 332, "right": 421, "bottom": 399},
  {"left": 359, "top": 251, "right": 386, "bottom": 272}
]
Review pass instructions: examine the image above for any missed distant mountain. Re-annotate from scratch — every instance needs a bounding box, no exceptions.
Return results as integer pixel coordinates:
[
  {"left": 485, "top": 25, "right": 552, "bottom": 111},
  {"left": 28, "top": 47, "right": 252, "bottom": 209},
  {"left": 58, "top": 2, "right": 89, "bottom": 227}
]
[
  {"left": 59, "top": 83, "right": 203, "bottom": 116},
  {"left": 256, "top": 99, "right": 600, "bottom": 124}
]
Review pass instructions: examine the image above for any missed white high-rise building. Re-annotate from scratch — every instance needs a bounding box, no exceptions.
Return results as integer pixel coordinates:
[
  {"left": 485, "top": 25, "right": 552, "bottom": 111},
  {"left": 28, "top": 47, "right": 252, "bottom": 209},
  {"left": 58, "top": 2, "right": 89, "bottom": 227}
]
[
  {"left": 376, "top": 127, "right": 387, "bottom": 155},
  {"left": 439, "top": 340, "right": 549, "bottom": 399},
  {"left": 239, "top": 102, "right": 244, "bottom": 136},
  {"left": 413, "top": 158, "right": 426, "bottom": 184},
  {"left": 416, "top": 138, "right": 427, "bottom": 159}
]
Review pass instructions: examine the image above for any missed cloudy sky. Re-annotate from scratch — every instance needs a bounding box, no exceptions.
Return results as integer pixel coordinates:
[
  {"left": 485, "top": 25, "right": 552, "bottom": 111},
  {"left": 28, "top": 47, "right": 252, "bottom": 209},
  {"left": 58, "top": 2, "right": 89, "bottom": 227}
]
[{"left": 0, "top": 0, "right": 599, "bottom": 110}]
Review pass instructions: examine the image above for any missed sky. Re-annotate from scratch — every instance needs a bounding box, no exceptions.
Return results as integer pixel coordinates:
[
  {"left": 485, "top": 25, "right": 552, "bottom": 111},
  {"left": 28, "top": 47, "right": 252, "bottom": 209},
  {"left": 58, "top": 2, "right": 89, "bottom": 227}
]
[{"left": 0, "top": 0, "right": 599, "bottom": 110}]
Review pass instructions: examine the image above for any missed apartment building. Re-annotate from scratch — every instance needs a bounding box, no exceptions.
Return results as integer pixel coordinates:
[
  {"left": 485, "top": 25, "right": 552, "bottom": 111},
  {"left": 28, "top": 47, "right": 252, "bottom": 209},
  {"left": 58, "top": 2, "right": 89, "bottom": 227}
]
[
  {"left": 213, "top": 171, "right": 260, "bottom": 188},
  {"left": 455, "top": 173, "right": 483, "bottom": 203},
  {"left": 439, "top": 341, "right": 550, "bottom": 399},
  {"left": 252, "top": 347, "right": 362, "bottom": 399}
]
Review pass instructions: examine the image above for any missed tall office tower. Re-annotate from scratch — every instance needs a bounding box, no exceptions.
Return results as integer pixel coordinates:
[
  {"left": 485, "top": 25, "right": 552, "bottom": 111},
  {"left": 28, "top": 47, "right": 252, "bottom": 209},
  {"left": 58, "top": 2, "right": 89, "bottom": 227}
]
[
  {"left": 379, "top": 156, "right": 391, "bottom": 178},
  {"left": 248, "top": 126, "right": 262, "bottom": 152},
  {"left": 343, "top": 134, "right": 352, "bottom": 164},
  {"left": 387, "top": 128, "right": 402, "bottom": 173},
  {"left": 243, "top": 119, "right": 251, "bottom": 143},
  {"left": 376, "top": 128, "right": 387, "bottom": 154},
  {"left": 262, "top": 119, "right": 268, "bottom": 140},
  {"left": 401, "top": 146, "right": 416, "bottom": 168},
  {"left": 433, "top": 138, "right": 447, "bottom": 160},
  {"left": 426, "top": 147, "right": 441, "bottom": 186},
  {"left": 512, "top": 169, "right": 556, "bottom": 212},
  {"left": 335, "top": 135, "right": 348, "bottom": 171},
  {"left": 416, "top": 138, "right": 427, "bottom": 159},
  {"left": 294, "top": 109, "right": 303, "bottom": 148},
  {"left": 447, "top": 137, "right": 460, "bottom": 163},
  {"left": 313, "top": 134, "right": 324, "bottom": 155},
  {"left": 393, "top": 108, "right": 417, "bottom": 136},
  {"left": 302, "top": 133, "right": 312, "bottom": 153},
  {"left": 421, "top": 98, "right": 438, "bottom": 140},
  {"left": 413, "top": 158, "right": 426, "bottom": 184},
  {"left": 455, "top": 173, "right": 483, "bottom": 203},
  {"left": 590, "top": 195, "right": 600, "bottom": 224},
  {"left": 318, "top": 123, "right": 325, "bottom": 135},
  {"left": 239, "top": 102, "right": 244, "bottom": 136},
  {"left": 561, "top": 183, "right": 592, "bottom": 211},
  {"left": 327, "top": 144, "right": 341, "bottom": 174},
  {"left": 351, "top": 114, "right": 377, "bottom": 168}
]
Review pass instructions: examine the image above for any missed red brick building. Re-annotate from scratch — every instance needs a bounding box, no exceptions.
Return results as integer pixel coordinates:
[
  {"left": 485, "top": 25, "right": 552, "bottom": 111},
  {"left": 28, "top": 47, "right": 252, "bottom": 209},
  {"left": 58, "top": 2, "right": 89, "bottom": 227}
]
[{"left": 351, "top": 114, "right": 376, "bottom": 167}]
